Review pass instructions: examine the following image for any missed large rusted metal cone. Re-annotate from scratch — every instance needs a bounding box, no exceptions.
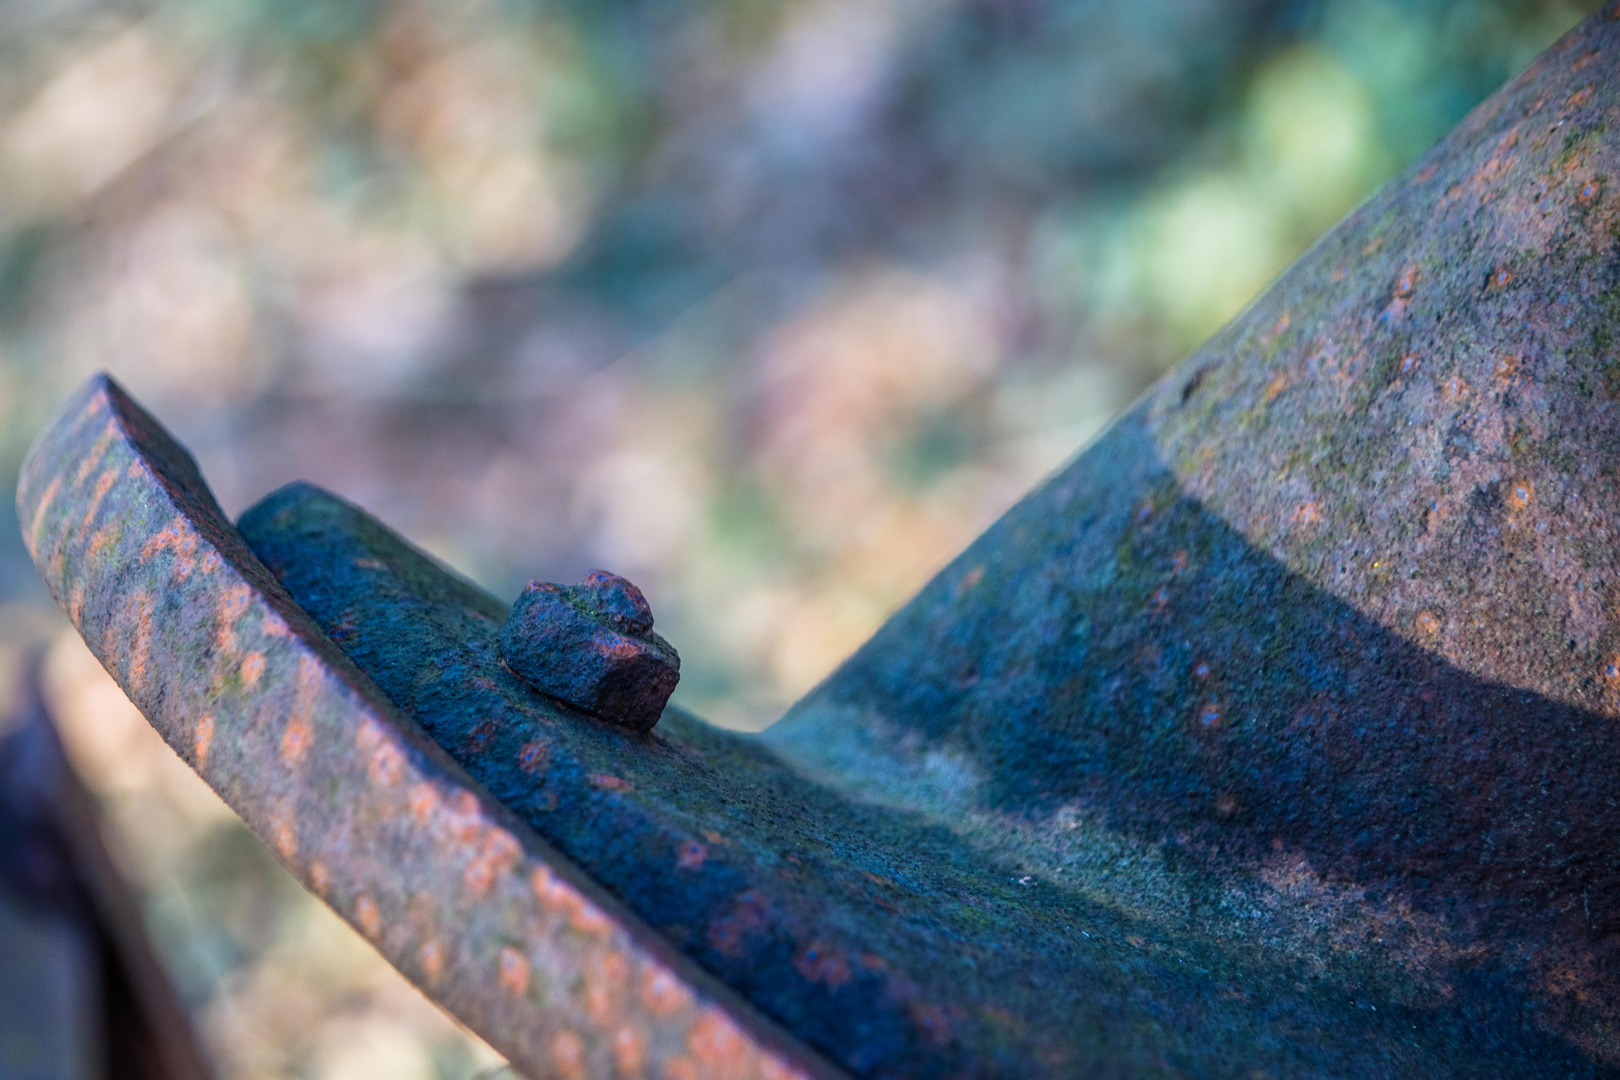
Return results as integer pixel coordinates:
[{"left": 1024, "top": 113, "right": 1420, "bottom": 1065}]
[
  {"left": 19, "top": 7, "right": 1620, "bottom": 1079},
  {"left": 770, "top": 6, "right": 1620, "bottom": 1071}
]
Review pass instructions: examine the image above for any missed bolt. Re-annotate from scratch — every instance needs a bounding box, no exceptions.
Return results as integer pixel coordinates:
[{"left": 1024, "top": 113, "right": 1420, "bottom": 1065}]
[{"left": 498, "top": 570, "right": 680, "bottom": 733}]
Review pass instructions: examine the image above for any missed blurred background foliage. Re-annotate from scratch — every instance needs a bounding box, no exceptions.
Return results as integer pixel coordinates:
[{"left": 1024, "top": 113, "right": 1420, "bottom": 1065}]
[{"left": 0, "top": 0, "right": 1600, "bottom": 1076}]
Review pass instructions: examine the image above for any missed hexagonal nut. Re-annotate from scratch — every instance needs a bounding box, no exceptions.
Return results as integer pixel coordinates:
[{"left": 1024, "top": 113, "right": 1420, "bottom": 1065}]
[{"left": 498, "top": 571, "right": 680, "bottom": 733}]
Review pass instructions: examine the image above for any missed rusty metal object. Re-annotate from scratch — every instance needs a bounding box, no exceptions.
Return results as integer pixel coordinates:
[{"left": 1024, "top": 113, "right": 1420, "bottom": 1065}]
[
  {"left": 772, "top": 6, "right": 1620, "bottom": 1074},
  {"left": 15, "top": 378, "right": 836, "bottom": 1080},
  {"left": 19, "top": 6, "right": 1620, "bottom": 1077},
  {"left": 498, "top": 570, "right": 680, "bottom": 733}
]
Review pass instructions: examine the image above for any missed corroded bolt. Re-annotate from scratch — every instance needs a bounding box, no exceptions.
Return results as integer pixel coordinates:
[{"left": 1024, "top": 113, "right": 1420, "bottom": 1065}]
[{"left": 498, "top": 570, "right": 680, "bottom": 733}]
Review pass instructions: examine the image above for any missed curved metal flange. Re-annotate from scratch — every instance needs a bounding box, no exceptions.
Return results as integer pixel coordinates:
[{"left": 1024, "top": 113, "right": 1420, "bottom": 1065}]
[{"left": 16, "top": 373, "right": 841, "bottom": 1080}]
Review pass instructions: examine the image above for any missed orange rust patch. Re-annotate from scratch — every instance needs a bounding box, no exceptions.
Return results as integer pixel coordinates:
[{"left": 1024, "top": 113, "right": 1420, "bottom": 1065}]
[
  {"left": 462, "top": 829, "right": 521, "bottom": 897},
  {"left": 356, "top": 715, "right": 387, "bottom": 751},
  {"left": 445, "top": 791, "right": 483, "bottom": 842},
  {"left": 1415, "top": 610, "right": 1441, "bottom": 635},
  {"left": 613, "top": 1024, "right": 646, "bottom": 1078},
  {"left": 1197, "top": 701, "right": 1221, "bottom": 728},
  {"left": 279, "top": 654, "right": 323, "bottom": 757},
  {"left": 1568, "top": 85, "right": 1594, "bottom": 108},
  {"left": 1486, "top": 266, "right": 1514, "bottom": 291},
  {"left": 571, "top": 899, "right": 612, "bottom": 938},
  {"left": 1603, "top": 656, "right": 1620, "bottom": 689},
  {"left": 125, "top": 592, "right": 153, "bottom": 695},
  {"left": 408, "top": 782, "right": 441, "bottom": 823},
  {"left": 68, "top": 586, "right": 85, "bottom": 629},
  {"left": 1393, "top": 265, "right": 1418, "bottom": 297},
  {"left": 498, "top": 946, "right": 530, "bottom": 996},
  {"left": 676, "top": 840, "right": 707, "bottom": 870},
  {"left": 240, "top": 651, "right": 265, "bottom": 688},
  {"left": 532, "top": 866, "right": 571, "bottom": 912},
  {"left": 193, "top": 715, "right": 215, "bottom": 768},
  {"left": 293, "top": 650, "right": 320, "bottom": 725},
  {"left": 79, "top": 468, "right": 117, "bottom": 531},
  {"left": 688, "top": 1008, "right": 750, "bottom": 1077},
  {"left": 549, "top": 1030, "right": 586, "bottom": 1080},
  {"left": 310, "top": 861, "right": 330, "bottom": 896},
  {"left": 352, "top": 557, "right": 386, "bottom": 570},
  {"left": 597, "top": 634, "right": 640, "bottom": 660},
  {"left": 960, "top": 565, "right": 984, "bottom": 591},
  {"left": 910, "top": 1002, "right": 953, "bottom": 1047},
  {"left": 642, "top": 967, "right": 692, "bottom": 1017},
  {"left": 759, "top": 1055, "right": 803, "bottom": 1080},
  {"left": 664, "top": 1056, "right": 701, "bottom": 1080},
  {"left": 199, "top": 549, "right": 223, "bottom": 576},
  {"left": 214, "top": 583, "right": 253, "bottom": 655},
  {"left": 368, "top": 742, "right": 405, "bottom": 787},
  {"left": 1506, "top": 479, "right": 1534, "bottom": 513},
  {"left": 591, "top": 773, "right": 635, "bottom": 792},
  {"left": 1291, "top": 501, "right": 1321, "bottom": 528},
  {"left": 418, "top": 939, "right": 445, "bottom": 986},
  {"left": 587, "top": 951, "right": 630, "bottom": 1025},
  {"left": 280, "top": 714, "right": 313, "bottom": 767},
  {"left": 1442, "top": 375, "right": 1469, "bottom": 401},
  {"left": 519, "top": 740, "right": 551, "bottom": 773},
  {"left": 1262, "top": 372, "right": 1290, "bottom": 403},
  {"left": 73, "top": 420, "right": 117, "bottom": 486},
  {"left": 794, "top": 941, "right": 851, "bottom": 988},
  {"left": 87, "top": 526, "right": 115, "bottom": 561},
  {"left": 260, "top": 609, "right": 288, "bottom": 635},
  {"left": 1215, "top": 792, "right": 1239, "bottom": 817},
  {"left": 1494, "top": 354, "right": 1520, "bottom": 382},
  {"left": 710, "top": 892, "right": 769, "bottom": 956},
  {"left": 355, "top": 895, "right": 381, "bottom": 939},
  {"left": 139, "top": 516, "right": 199, "bottom": 579},
  {"left": 271, "top": 817, "right": 298, "bottom": 862}
]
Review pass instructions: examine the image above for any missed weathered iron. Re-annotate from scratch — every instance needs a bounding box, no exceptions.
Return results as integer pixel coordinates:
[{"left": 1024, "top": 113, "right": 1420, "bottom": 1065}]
[
  {"left": 499, "top": 571, "right": 680, "bottom": 733},
  {"left": 18, "top": 4, "right": 1620, "bottom": 1077},
  {"left": 15, "top": 378, "right": 837, "bottom": 1080}
]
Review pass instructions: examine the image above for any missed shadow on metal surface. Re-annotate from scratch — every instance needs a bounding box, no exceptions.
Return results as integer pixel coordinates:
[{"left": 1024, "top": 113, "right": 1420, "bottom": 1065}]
[{"left": 18, "top": 4, "right": 1620, "bottom": 1078}]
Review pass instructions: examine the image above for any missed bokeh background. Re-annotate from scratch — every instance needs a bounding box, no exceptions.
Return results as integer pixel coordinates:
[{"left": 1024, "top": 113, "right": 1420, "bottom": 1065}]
[{"left": 0, "top": 0, "right": 1602, "bottom": 1075}]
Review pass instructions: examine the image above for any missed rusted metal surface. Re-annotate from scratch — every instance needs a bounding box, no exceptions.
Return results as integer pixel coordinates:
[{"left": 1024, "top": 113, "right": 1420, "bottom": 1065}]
[
  {"left": 19, "top": 6, "right": 1620, "bottom": 1077},
  {"left": 774, "top": 3, "right": 1620, "bottom": 1074},
  {"left": 15, "top": 375, "right": 839, "bottom": 1080},
  {"left": 500, "top": 571, "right": 680, "bottom": 733}
]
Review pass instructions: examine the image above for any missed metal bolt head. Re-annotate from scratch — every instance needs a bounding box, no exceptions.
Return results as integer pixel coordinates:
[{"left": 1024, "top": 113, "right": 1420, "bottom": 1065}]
[
  {"left": 498, "top": 571, "right": 680, "bottom": 733},
  {"left": 580, "top": 569, "right": 654, "bottom": 634}
]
